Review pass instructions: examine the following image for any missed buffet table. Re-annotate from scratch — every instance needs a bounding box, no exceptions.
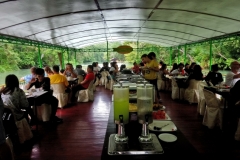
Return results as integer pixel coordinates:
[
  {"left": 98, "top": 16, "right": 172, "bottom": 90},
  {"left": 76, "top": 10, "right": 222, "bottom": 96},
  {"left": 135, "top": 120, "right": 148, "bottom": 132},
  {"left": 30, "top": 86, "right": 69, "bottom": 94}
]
[{"left": 101, "top": 105, "right": 201, "bottom": 160}]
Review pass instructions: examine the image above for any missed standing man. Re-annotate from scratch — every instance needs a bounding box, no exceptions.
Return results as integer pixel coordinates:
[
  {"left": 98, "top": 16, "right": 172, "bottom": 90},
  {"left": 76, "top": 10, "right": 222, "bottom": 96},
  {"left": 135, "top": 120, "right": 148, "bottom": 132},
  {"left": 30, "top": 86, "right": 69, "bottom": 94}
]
[
  {"left": 141, "top": 53, "right": 161, "bottom": 104},
  {"left": 63, "top": 63, "right": 77, "bottom": 78},
  {"left": 70, "top": 65, "right": 95, "bottom": 103}
]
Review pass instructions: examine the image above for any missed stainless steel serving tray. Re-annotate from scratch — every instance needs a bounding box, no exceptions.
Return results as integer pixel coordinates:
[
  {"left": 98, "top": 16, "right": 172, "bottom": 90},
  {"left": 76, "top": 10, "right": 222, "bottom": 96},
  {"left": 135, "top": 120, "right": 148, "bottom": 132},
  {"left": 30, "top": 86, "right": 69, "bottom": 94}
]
[{"left": 108, "top": 134, "right": 164, "bottom": 155}]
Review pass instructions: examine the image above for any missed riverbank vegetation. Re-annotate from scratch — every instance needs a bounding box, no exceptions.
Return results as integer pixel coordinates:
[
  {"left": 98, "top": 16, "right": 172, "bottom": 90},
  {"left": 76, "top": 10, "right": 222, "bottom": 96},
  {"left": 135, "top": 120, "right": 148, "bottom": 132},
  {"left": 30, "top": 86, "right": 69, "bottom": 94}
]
[{"left": 0, "top": 40, "right": 240, "bottom": 72}]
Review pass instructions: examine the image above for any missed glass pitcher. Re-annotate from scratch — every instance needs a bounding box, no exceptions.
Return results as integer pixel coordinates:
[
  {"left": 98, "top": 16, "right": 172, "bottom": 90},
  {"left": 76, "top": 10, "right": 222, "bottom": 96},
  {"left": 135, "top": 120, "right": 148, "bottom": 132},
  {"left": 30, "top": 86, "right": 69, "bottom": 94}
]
[
  {"left": 137, "top": 84, "right": 153, "bottom": 124},
  {"left": 113, "top": 84, "right": 129, "bottom": 124}
]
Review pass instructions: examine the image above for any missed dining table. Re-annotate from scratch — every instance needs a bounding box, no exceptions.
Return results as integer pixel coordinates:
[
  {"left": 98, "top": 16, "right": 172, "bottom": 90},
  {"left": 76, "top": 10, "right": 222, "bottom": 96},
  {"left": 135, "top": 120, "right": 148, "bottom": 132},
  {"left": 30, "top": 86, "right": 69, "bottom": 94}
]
[
  {"left": 173, "top": 75, "right": 188, "bottom": 100},
  {"left": 67, "top": 77, "right": 79, "bottom": 86},
  {"left": 26, "top": 90, "right": 49, "bottom": 130},
  {"left": 101, "top": 105, "right": 201, "bottom": 160}
]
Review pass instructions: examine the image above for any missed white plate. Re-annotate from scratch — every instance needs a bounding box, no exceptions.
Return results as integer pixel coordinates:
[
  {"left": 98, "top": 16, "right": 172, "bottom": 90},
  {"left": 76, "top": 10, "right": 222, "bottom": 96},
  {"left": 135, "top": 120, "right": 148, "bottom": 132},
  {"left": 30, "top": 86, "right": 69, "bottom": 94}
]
[
  {"left": 148, "top": 120, "right": 177, "bottom": 132},
  {"left": 158, "top": 133, "right": 177, "bottom": 142}
]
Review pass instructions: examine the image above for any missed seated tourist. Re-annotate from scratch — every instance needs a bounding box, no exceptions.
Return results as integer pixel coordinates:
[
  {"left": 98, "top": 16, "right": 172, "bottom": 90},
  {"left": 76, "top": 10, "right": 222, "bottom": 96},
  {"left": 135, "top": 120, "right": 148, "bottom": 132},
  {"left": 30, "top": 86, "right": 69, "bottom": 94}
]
[
  {"left": 44, "top": 66, "right": 54, "bottom": 77},
  {"left": 0, "top": 97, "right": 13, "bottom": 160},
  {"left": 187, "top": 65, "right": 203, "bottom": 81},
  {"left": 159, "top": 64, "right": 169, "bottom": 77},
  {"left": 70, "top": 65, "right": 95, "bottom": 102},
  {"left": 170, "top": 63, "right": 187, "bottom": 76},
  {"left": 63, "top": 63, "right": 77, "bottom": 78},
  {"left": 75, "top": 65, "right": 86, "bottom": 77},
  {"left": 120, "top": 64, "right": 126, "bottom": 72},
  {"left": 1, "top": 74, "right": 35, "bottom": 123},
  {"left": 170, "top": 63, "right": 178, "bottom": 73},
  {"left": 25, "top": 68, "right": 63, "bottom": 123},
  {"left": 50, "top": 65, "right": 69, "bottom": 88},
  {"left": 225, "top": 61, "right": 240, "bottom": 87},
  {"left": 188, "top": 62, "right": 196, "bottom": 75},
  {"left": 205, "top": 64, "right": 223, "bottom": 86},
  {"left": 100, "top": 62, "right": 109, "bottom": 72},
  {"left": 96, "top": 62, "right": 101, "bottom": 72},
  {"left": 132, "top": 62, "right": 140, "bottom": 74},
  {"left": 20, "top": 67, "right": 37, "bottom": 83},
  {"left": 60, "top": 69, "right": 65, "bottom": 75},
  {"left": 1, "top": 75, "right": 33, "bottom": 144},
  {"left": 184, "top": 63, "right": 190, "bottom": 74},
  {"left": 109, "top": 62, "right": 119, "bottom": 81},
  {"left": 159, "top": 61, "right": 164, "bottom": 69}
]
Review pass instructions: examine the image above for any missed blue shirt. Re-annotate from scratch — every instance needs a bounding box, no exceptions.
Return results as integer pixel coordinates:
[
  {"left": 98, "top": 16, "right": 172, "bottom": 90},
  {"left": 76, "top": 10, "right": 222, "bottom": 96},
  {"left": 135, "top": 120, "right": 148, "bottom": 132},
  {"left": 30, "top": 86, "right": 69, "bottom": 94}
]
[{"left": 23, "top": 74, "right": 33, "bottom": 83}]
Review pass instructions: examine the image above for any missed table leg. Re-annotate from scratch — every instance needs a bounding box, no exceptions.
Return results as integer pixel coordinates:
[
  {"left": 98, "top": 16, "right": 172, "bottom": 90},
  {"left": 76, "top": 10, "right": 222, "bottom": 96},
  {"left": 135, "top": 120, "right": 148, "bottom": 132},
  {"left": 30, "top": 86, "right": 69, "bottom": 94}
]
[
  {"left": 34, "top": 98, "right": 38, "bottom": 131},
  {"left": 222, "top": 99, "right": 227, "bottom": 132}
]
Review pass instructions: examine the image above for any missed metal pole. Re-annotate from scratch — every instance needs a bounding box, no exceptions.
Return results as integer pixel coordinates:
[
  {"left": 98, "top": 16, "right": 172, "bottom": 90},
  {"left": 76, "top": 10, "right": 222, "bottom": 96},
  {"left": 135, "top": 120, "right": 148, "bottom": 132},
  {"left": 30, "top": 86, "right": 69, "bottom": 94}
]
[
  {"left": 137, "top": 41, "right": 139, "bottom": 60},
  {"left": 62, "top": 51, "right": 65, "bottom": 70},
  {"left": 184, "top": 45, "right": 187, "bottom": 65},
  {"left": 74, "top": 50, "right": 77, "bottom": 67},
  {"left": 67, "top": 48, "right": 70, "bottom": 63},
  {"left": 209, "top": 40, "right": 213, "bottom": 71},
  {"left": 178, "top": 46, "right": 180, "bottom": 64},
  {"left": 107, "top": 41, "right": 109, "bottom": 62},
  {"left": 169, "top": 47, "right": 172, "bottom": 66},
  {"left": 38, "top": 45, "right": 42, "bottom": 68}
]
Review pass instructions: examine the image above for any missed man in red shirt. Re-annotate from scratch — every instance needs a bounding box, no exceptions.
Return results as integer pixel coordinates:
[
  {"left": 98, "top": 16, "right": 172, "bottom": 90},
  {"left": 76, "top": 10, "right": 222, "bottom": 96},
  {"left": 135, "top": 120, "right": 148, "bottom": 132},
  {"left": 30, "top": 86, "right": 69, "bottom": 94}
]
[
  {"left": 70, "top": 65, "right": 95, "bottom": 102},
  {"left": 132, "top": 62, "right": 140, "bottom": 74}
]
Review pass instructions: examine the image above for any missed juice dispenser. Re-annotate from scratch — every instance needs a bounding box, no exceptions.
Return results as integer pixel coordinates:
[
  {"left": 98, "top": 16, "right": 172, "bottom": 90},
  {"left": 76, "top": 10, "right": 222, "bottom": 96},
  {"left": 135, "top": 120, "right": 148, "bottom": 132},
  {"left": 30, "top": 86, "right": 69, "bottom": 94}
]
[
  {"left": 137, "top": 84, "right": 153, "bottom": 124},
  {"left": 137, "top": 83, "right": 153, "bottom": 142},
  {"left": 113, "top": 84, "right": 129, "bottom": 142}
]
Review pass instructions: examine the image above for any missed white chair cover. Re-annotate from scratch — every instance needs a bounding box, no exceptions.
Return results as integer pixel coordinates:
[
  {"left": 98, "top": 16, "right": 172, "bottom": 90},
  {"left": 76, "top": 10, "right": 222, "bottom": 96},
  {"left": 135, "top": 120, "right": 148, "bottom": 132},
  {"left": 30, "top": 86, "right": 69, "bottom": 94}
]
[
  {"left": 100, "top": 71, "right": 108, "bottom": 87},
  {"left": 51, "top": 83, "right": 68, "bottom": 108},
  {"left": 157, "top": 73, "right": 166, "bottom": 91},
  {"left": 15, "top": 118, "right": 33, "bottom": 144},
  {"left": 33, "top": 104, "right": 52, "bottom": 122},
  {"left": 202, "top": 89, "right": 223, "bottom": 129},
  {"left": 77, "top": 80, "right": 94, "bottom": 102},
  {"left": 171, "top": 78, "right": 185, "bottom": 100},
  {"left": 184, "top": 79, "right": 201, "bottom": 104},
  {"left": 235, "top": 118, "right": 240, "bottom": 141},
  {"left": 77, "top": 75, "right": 84, "bottom": 84},
  {"left": 196, "top": 81, "right": 207, "bottom": 115}
]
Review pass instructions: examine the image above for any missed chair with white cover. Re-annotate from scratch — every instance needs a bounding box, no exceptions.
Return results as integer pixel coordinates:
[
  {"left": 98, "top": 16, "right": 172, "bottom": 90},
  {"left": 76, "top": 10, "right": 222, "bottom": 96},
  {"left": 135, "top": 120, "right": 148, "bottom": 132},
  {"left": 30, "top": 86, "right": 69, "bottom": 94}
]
[
  {"left": 171, "top": 78, "right": 185, "bottom": 100},
  {"left": 77, "top": 75, "right": 84, "bottom": 84},
  {"left": 184, "top": 79, "right": 201, "bottom": 104},
  {"left": 202, "top": 89, "right": 223, "bottom": 129},
  {"left": 196, "top": 81, "right": 207, "bottom": 115},
  {"left": 77, "top": 80, "right": 94, "bottom": 102},
  {"left": 157, "top": 73, "right": 166, "bottom": 91},
  {"left": 4, "top": 106, "right": 33, "bottom": 144},
  {"left": 51, "top": 83, "right": 68, "bottom": 108},
  {"left": 100, "top": 71, "right": 108, "bottom": 87},
  {"left": 33, "top": 104, "right": 52, "bottom": 122}
]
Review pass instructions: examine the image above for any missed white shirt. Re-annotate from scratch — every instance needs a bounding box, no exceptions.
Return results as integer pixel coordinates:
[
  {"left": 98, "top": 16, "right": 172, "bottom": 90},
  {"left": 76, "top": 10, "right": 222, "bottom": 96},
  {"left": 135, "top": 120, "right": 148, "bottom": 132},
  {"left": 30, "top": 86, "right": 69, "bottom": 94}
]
[
  {"left": 109, "top": 67, "right": 115, "bottom": 72},
  {"left": 171, "top": 69, "right": 186, "bottom": 75},
  {"left": 225, "top": 71, "right": 240, "bottom": 87}
]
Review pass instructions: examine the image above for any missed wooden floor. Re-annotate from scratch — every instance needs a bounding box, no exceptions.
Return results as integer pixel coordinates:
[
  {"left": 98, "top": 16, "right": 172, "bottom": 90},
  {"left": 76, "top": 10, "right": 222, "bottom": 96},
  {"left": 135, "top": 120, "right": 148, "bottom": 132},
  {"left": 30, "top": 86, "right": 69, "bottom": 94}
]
[{"left": 16, "top": 86, "right": 240, "bottom": 160}]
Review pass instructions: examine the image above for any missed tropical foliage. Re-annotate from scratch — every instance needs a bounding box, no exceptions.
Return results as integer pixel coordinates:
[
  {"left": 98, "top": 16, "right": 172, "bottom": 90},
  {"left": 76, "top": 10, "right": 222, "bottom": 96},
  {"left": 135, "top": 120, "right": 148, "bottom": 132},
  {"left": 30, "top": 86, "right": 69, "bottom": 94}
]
[{"left": 0, "top": 39, "right": 240, "bottom": 72}]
